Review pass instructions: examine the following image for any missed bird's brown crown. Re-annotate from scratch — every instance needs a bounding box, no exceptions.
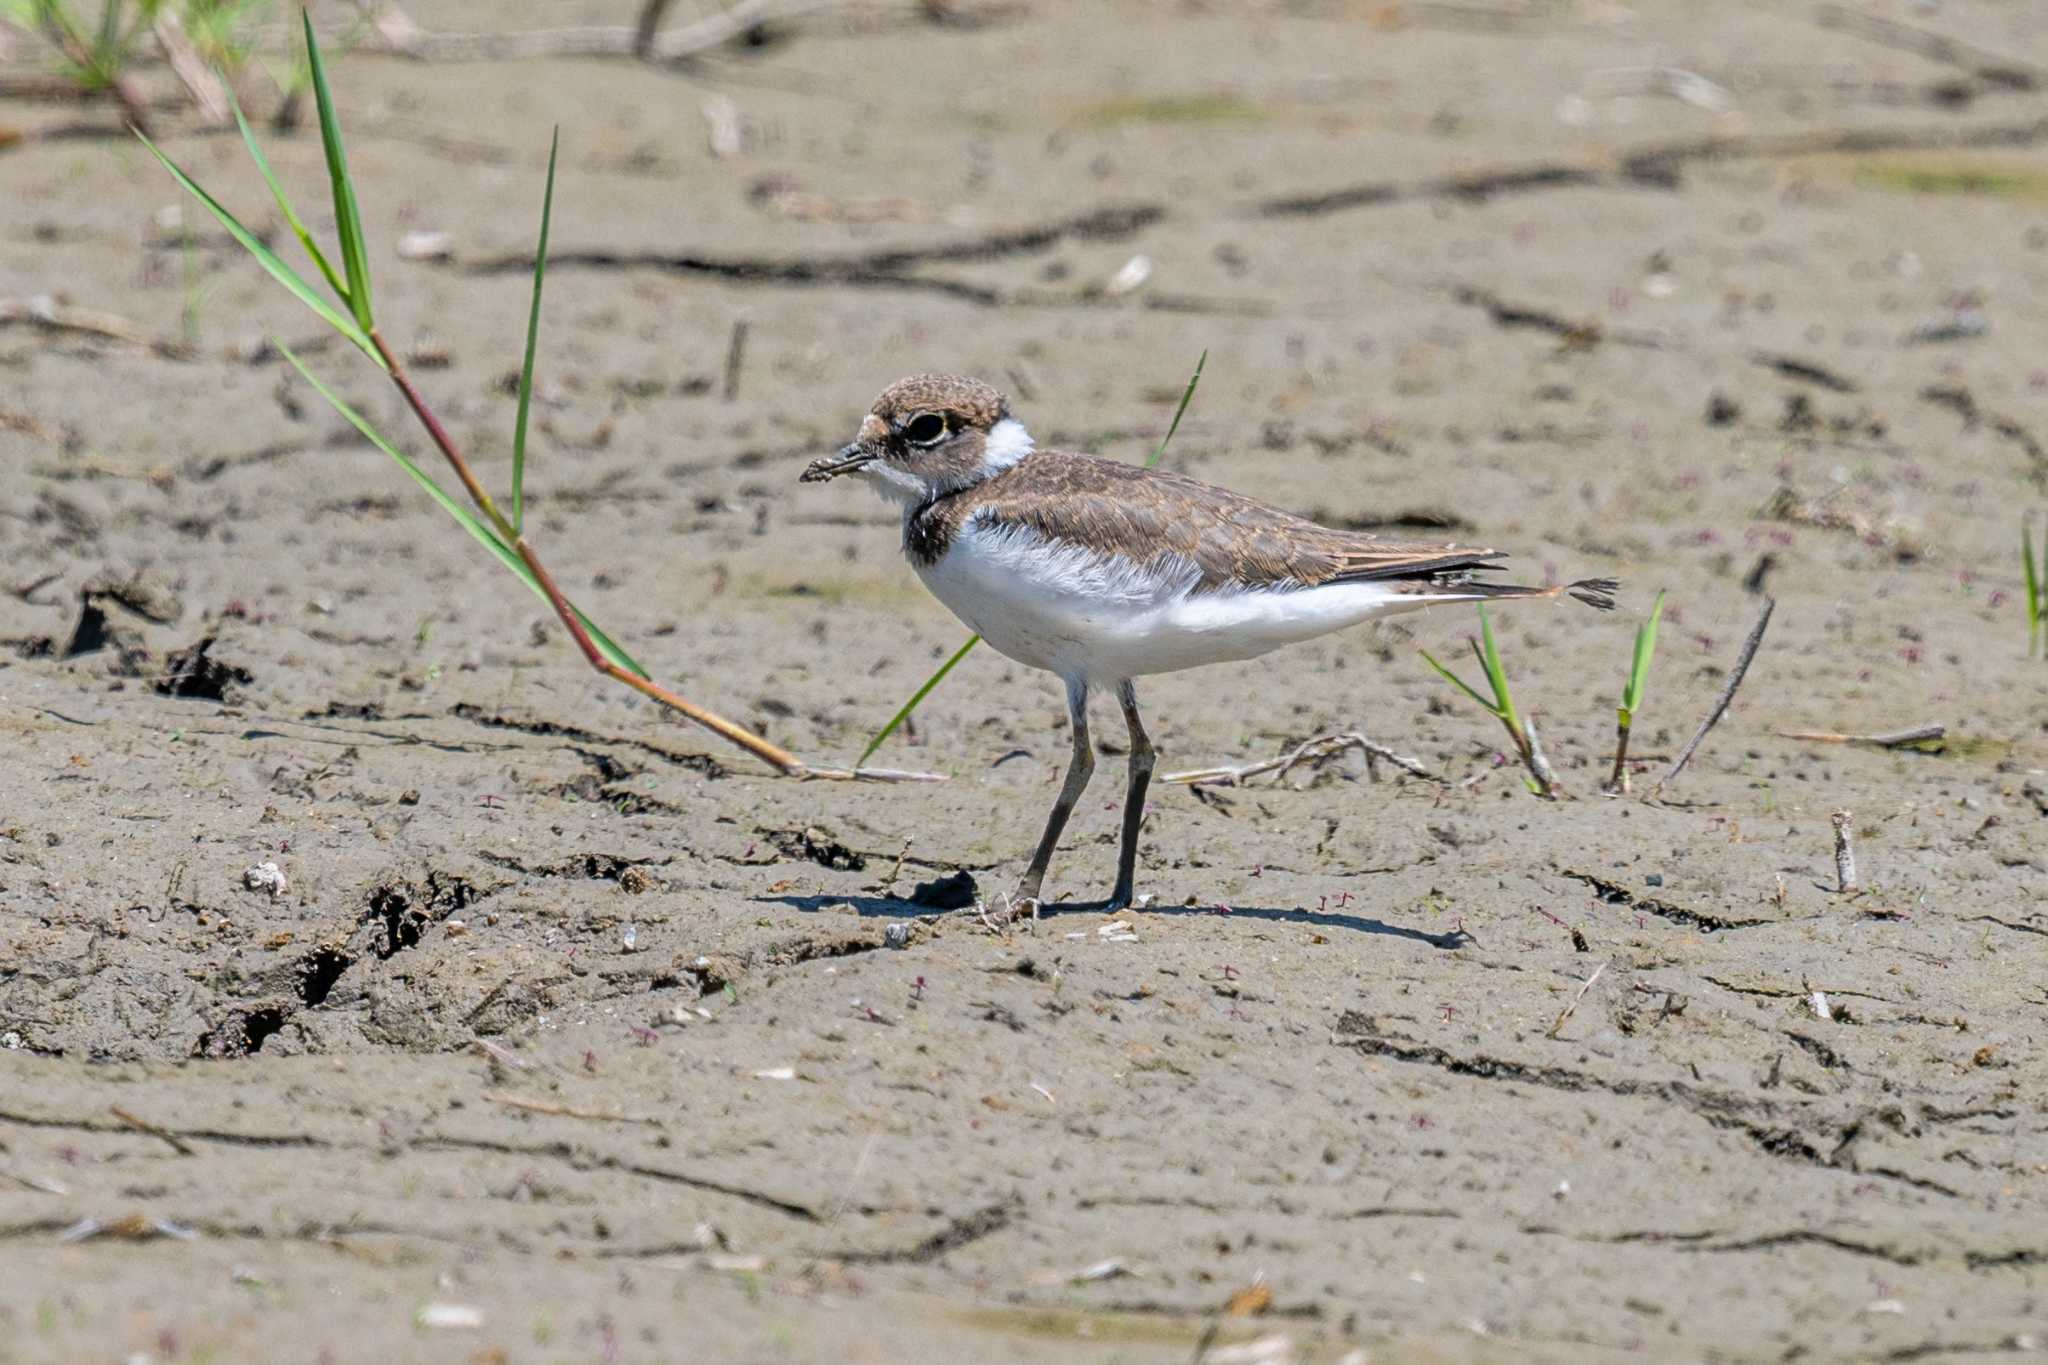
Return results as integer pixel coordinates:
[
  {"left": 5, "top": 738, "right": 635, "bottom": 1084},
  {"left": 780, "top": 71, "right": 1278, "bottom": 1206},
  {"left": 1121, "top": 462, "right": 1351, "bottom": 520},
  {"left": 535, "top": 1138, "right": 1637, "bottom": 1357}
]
[{"left": 870, "top": 374, "right": 1008, "bottom": 432}]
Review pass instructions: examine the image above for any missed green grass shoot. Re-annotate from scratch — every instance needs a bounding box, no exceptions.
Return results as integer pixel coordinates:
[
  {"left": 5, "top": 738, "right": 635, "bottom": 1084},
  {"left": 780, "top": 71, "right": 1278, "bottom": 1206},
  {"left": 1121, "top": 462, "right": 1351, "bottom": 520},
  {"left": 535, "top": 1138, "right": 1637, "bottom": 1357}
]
[
  {"left": 2026, "top": 520, "right": 2044, "bottom": 660},
  {"left": 1419, "top": 604, "right": 1557, "bottom": 797},
  {"left": 854, "top": 350, "right": 1208, "bottom": 768},
  {"left": 137, "top": 11, "right": 638, "bottom": 681},
  {"left": 1605, "top": 588, "right": 1664, "bottom": 793},
  {"left": 512, "top": 129, "right": 559, "bottom": 535},
  {"left": 1146, "top": 349, "right": 1205, "bottom": 467},
  {"left": 302, "top": 7, "right": 370, "bottom": 332}
]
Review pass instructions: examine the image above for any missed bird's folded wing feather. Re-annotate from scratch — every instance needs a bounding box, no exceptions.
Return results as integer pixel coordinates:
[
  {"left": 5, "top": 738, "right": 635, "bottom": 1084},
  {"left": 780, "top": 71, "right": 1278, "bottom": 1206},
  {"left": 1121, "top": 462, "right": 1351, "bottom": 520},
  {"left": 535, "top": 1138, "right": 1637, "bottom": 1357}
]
[{"left": 967, "top": 453, "right": 1505, "bottom": 591}]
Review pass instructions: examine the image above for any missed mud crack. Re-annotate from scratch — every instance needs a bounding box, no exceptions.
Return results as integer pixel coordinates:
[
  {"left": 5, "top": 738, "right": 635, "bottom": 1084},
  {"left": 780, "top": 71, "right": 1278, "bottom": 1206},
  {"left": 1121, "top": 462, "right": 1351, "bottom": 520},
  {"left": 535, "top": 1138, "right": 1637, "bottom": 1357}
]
[
  {"left": 1562, "top": 870, "right": 1773, "bottom": 932},
  {"left": 829, "top": 1195, "right": 1021, "bottom": 1265}
]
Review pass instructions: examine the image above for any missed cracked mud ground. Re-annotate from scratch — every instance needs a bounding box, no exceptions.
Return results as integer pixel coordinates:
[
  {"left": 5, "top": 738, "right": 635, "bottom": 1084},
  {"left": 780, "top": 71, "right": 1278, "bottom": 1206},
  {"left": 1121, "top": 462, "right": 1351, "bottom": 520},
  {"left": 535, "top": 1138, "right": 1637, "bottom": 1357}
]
[{"left": 3, "top": 2, "right": 2046, "bottom": 1361}]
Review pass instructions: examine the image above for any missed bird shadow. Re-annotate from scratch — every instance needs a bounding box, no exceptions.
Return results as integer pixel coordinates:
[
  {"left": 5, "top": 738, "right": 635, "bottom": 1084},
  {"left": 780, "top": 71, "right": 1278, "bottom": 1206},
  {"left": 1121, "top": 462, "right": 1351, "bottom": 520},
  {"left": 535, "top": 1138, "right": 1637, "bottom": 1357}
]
[{"left": 755, "top": 893, "right": 1468, "bottom": 949}]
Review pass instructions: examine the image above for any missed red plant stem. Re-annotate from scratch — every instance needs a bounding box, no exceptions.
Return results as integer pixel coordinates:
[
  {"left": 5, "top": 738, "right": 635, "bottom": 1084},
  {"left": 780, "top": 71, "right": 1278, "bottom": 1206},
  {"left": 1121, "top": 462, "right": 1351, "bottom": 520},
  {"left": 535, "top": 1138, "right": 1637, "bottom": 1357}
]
[{"left": 365, "top": 327, "right": 808, "bottom": 777}]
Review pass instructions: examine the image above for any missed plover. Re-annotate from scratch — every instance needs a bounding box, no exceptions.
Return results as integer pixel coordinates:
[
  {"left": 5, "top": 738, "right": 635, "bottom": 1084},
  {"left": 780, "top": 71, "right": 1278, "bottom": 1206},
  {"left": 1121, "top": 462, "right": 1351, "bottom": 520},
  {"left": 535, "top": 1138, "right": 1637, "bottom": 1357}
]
[{"left": 802, "top": 374, "right": 1616, "bottom": 913}]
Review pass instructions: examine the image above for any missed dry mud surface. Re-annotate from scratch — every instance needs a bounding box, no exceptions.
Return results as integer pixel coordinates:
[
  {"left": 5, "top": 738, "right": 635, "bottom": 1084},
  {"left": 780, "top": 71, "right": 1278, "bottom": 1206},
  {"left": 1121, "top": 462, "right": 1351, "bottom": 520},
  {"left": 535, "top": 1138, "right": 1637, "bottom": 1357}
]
[{"left": 4, "top": 2, "right": 2048, "bottom": 1361}]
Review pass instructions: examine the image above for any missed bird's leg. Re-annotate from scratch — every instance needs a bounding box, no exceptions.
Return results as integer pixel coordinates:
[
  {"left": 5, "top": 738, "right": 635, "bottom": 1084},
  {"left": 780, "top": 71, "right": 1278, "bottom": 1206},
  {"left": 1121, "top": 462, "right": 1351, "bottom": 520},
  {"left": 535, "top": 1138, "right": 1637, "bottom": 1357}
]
[
  {"left": 1108, "top": 679, "right": 1155, "bottom": 911},
  {"left": 1011, "top": 678, "right": 1093, "bottom": 916}
]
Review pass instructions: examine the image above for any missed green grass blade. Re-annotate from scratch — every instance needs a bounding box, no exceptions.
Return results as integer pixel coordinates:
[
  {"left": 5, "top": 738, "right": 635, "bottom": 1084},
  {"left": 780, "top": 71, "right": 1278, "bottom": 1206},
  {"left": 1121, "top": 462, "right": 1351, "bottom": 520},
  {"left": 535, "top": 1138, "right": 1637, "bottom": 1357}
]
[
  {"left": 511, "top": 127, "right": 559, "bottom": 536},
  {"left": 1419, "top": 647, "right": 1501, "bottom": 719},
  {"left": 135, "top": 128, "right": 380, "bottom": 364},
  {"left": 230, "top": 90, "right": 349, "bottom": 304},
  {"left": 1475, "top": 605, "right": 1520, "bottom": 732},
  {"left": 2026, "top": 522, "right": 2042, "bottom": 658},
  {"left": 1144, "top": 348, "right": 1207, "bottom": 468},
  {"left": 279, "top": 343, "right": 649, "bottom": 679},
  {"left": 303, "top": 8, "right": 373, "bottom": 333},
  {"left": 859, "top": 634, "right": 980, "bottom": 767},
  {"left": 97, "top": 0, "right": 122, "bottom": 66},
  {"left": 1621, "top": 588, "right": 1666, "bottom": 713}
]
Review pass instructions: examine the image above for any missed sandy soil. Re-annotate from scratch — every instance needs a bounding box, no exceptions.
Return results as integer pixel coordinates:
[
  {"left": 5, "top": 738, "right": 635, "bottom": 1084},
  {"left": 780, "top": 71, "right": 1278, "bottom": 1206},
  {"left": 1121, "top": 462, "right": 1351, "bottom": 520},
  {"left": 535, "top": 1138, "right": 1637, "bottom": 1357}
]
[{"left": 4, "top": 1, "right": 2047, "bottom": 1360}]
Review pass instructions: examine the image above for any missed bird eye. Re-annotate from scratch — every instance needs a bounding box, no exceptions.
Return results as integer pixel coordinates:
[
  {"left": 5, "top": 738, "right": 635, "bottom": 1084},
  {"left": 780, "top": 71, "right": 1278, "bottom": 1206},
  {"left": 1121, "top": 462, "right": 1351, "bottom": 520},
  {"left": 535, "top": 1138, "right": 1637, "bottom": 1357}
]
[{"left": 903, "top": 412, "right": 947, "bottom": 446}]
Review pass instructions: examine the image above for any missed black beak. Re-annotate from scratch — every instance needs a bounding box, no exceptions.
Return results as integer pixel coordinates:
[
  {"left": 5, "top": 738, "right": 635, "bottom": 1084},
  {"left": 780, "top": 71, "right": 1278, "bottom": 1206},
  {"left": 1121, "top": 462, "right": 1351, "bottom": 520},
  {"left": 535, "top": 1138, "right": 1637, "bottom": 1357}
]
[{"left": 800, "top": 442, "right": 874, "bottom": 483}]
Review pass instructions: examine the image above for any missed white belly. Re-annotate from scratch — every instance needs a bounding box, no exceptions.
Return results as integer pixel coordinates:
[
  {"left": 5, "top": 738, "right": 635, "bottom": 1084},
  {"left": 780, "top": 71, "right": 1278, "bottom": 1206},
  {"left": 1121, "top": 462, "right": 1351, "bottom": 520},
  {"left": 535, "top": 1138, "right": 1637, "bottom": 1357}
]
[{"left": 914, "top": 520, "right": 1436, "bottom": 684}]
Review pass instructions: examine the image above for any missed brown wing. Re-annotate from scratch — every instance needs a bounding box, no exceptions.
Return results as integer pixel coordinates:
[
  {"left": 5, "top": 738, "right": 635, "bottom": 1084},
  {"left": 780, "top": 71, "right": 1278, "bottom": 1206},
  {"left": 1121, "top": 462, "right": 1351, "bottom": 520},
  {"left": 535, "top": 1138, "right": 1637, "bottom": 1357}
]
[{"left": 962, "top": 452, "right": 1505, "bottom": 592}]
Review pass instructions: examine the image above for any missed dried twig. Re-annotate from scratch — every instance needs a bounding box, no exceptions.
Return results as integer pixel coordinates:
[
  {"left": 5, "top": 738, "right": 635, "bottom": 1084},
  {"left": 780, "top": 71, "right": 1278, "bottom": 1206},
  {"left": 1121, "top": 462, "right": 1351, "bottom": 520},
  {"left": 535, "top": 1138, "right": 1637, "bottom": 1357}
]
[
  {"left": 152, "top": 13, "right": 229, "bottom": 127},
  {"left": 1549, "top": 961, "right": 1608, "bottom": 1038},
  {"left": 482, "top": 1091, "right": 656, "bottom": 1125},
  {"left": 109, "top": 1105, "right": 195, "bottom": 1156},
  {"left": 358, "top": 0, "right": 826, "bottom": 63},
  {"left": 1658, "top": 598, "right": 1773, "bottom": 792},
  {"left": 1162, "top": 731, "right": 1437, "bottom": 787},
  {"left": 0, "top": 295, "right": 159, "bottom": 348},
  {"left": 1778, "top": 724, "right": 1946, "bottom": 749}
]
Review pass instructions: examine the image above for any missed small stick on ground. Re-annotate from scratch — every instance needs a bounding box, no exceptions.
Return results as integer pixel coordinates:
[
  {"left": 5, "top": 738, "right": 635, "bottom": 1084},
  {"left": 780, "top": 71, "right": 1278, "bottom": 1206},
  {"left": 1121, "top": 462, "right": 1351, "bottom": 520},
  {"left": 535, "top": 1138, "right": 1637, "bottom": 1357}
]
[
  {"left": 876, "top": 836, "right": 912, "bottom": 893},
  {"left": 1549, "top": 961, "right": 1608, "bottom": 1039},
  {"left": 152, "top": 12, "right": 230, "bottom": 127},
  {"left": 357, "top": 0, "right": 826, "bottom": 63},
  {"left": 722, "top": 318, "right": 748, "bottom": 402},
  {"left": 1658, "top": 597, "right": 1774, "bottom": 792},
  {"left": 1831, "top": 810, "right": 1858, "bottom": 894},
  {"left": 470, "top": 1037, "right": 532, "bottom": 1071},
  {"left": 482, "top": 1091, "right": 655, "bottom": 1125},
  {"left": 1162, "top": 732, "right": 1436, "bottom": 787},
  {"left": 1, "top": 296, "right": 159, "bottom": 349},
  {"left": 1779, "top": 724, "right": 1946, "bottom": 749},
  {"left": 110, "top": 1105, "right": 195, "bottom": 1156}
]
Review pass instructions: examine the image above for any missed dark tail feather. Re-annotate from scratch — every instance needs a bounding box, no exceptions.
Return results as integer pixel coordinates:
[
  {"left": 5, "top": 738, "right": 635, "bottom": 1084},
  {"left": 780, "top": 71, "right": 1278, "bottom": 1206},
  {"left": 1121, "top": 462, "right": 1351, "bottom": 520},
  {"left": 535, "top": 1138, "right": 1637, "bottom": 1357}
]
[
  {"left": 1566, "top": 577, "right": 1620, "bottom": 610},
  {"left": 1452, "top": 576, "right": 1620, "bottom": 611}
]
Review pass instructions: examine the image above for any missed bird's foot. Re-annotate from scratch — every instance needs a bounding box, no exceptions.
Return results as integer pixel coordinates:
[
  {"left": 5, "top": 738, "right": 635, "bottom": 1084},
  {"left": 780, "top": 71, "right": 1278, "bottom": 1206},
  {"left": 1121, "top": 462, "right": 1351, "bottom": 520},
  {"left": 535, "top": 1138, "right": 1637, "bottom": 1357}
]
[{"left": 1100, "top": 886, "right": 1151, "bottom": 914}]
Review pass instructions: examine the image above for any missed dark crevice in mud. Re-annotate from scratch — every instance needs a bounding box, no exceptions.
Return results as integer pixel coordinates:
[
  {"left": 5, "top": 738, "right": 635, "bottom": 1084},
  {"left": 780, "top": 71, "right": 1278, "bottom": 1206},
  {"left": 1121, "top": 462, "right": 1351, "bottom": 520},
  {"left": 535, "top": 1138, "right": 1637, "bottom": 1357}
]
[
  {"left": 1257, "top": 115, "right": 2048, "bottom": 218},
  {"left": 477, "top": 850, "right": 665, "bottom": 881},
  {"left": 1525, "top": 1223, "right": 1921, "bottom": 1265},
  {"left": 1751, "top": 352, "right": 1860, "bottom": 393},
  {"left": 1881, "top": 1340, "right": 2047, "bottom": 1362},
  {"left": 1446, "top": 284, "right": 1662, "bottom": 350},
  {"left": 1260, "top": 164, "right": 1603, "bottom": 217},
  {"left": 447, "top": 703, "right": 726, "bottom": 777},
  {"left": 0, "top": 1109, "right": 326, "bottom": 1148},
  {"left": 196, "top": 1004, "right": 290, "bottom": 1058},
  {"left": 1921, "top": 384, "right": 2048, "bottom": 487},
  {"left": 1963, "top": 915, "right": 2048, "bottom": 938},
  {"left": 463, "top": 203, "right": 1164, "bottom": 288},
  {"left": 1784, "top": 1031, "right": 1853, "bottom": 1073},
  {"left": 830, "top": 1196, "right": 1020, "bottom": 1265},
  {"left": 1332, "top": 1015, "right": 1859, "bottom": 1178},
  {"left": 409, "top": 1136, "right": 820, "bottom": 1221},
  {"left": 153, "top": 637, "right": 254, "bottom": 702},
  {"left": 364, "top": 872, "right": 495, "bottom": 960},
  {"left": 297, "top": 947, "right": 354, "bottom": 1008},
  {"left": 1561, "top": 870, "right": 1773, "bottom": 932},
  {"left": 760, "top": 929, "right": 887, "bottom": 967},
  {"left": 1692, "top": 1229, "right": 1921, "bottom": 1265},
  {"left": 1314, "top": 507, "right": 1474, "bottom": 534},
  {"left": 762, "top": 825, "right": 867, "bottom": 871},
  {"left": 183, "top": 440, "right": 305, "bottom": 483},
  {"left": 1813, "top": 2, "right": 2045, "bottom": 95}
]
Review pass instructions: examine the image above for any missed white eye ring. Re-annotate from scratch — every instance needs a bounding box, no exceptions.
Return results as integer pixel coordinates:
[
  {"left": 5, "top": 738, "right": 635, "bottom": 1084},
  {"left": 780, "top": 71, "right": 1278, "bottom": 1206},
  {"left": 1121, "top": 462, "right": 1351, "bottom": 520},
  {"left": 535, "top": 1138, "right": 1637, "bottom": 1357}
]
[{"left": 904, "top": 412, "right": 947, "bottom": 446}]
